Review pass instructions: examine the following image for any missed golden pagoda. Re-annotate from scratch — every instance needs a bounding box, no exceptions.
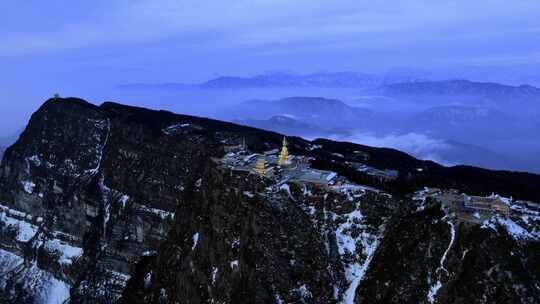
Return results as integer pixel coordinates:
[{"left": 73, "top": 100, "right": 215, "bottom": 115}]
[
  {"left": 254, "top": 157, "right": 266, "bottom": 176},
  {"left": 277, "top": 136, "right": 289, "bottom": 167}
]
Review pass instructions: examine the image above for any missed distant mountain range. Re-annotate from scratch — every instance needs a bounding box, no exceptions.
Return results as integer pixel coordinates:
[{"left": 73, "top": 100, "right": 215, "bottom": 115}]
[
  {"left": 200, "top": 72, "right": 391, "bottom": 89},
  {"left": 380, "top": 79, "right": 540, "bottom": 101},
  {"left": 118, "top": 72, "right": 423, "bottom": 90},
  {"left": 118, "top": 72, "right": 540, "bottom": 97},
  {"left": 409, "top": 105, "right": 518, "bottom": 134}
]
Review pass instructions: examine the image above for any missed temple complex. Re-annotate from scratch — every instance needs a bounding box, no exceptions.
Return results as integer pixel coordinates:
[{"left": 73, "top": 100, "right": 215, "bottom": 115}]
[
  {"left": 218, "top": 137, "right": 340, "bottom": 187},
  {"left": 415, "top": 187, "right": 516, "bottom": 224}
]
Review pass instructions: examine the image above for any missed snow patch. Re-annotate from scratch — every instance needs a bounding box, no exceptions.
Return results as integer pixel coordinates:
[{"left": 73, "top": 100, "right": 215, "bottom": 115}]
[
  {"left": 45, "top": 276, "right": 71, "bottom": 304},
  {"left": 302, "top": 185, "right": 312, "bottom": 196},
  {"left": 428, "top": 220, "right": 456, "bottom": 303},
  {"left": 139, "top": 204, "right": 175, "bottom": 219},
  {"left": 332, "top": 183, "right": 378, "bottom": 194},
  {"left": 438, "top": 221, "right": 456, "bottom": 275},
  {"left": 293, "top": 284, "right": 312, "bottom": 299},
  {"left": 85, "top": 119, "right": 110, "bottom": 175},
  {"left": 21, "top": 180, "right": 36, "bottom": 194},
  {"left": 162, "top": 123, "right": 191, "bottom": 135},
  {"left": 326, "top": 172, "right": 338, "bottom": 181},
  {"left": 412, "top": 187, "right": 429, "bottom": 212},
  {"left": 342, "top": 236, "right": 380, "bottom": 304},
  {"left": 192, "top": 232, "right": 199, "bottom": 250},
  {"left": 98, "top": 175, "right": 111, "bottom": 236},
  {"left": 43, "top": 238, "right": 83, "bottom": 265},
  {"left": 28, "top": 155, "right": 42, "bottom": 166},
  {"left": 211, "top": 267, "right": 218, "bottom": 285},
  {"left": 0, "top": 249, "right": 70, "bottom": 304},
  {"left": 307, "top": 144, "right": 322, "bottom": 151},
  {"left": 279, "top": 183, "right": 296, "bottom": 202},
  {"left": 275, "top": 293, "right": 285, "bottom": 304},
  {"left": 0, "top": 206, "right": 39, "bottom": 242},
  {"left": 482, "top": 216, "right": 539, "bottom": 241},
  {"left": 119, "top": 195, "right": 129, "bottom": 208},
  {"left": 427, "top": 281, "right": 442, "bottom": 304},
  {"left": 144, "top": 272, "right": 152, "bottom": 288},
  {"left": 335, "top": 201, "right": 384, "bottom": 304}
]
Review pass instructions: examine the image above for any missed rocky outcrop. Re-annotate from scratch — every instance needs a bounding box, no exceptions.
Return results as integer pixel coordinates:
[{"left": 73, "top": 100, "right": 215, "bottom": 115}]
[
  {"left": 358, "top": 204, "right": 540, "bottom": 303},
  {"left": 0, "top": 99, "right": 217, "bottom": 303},
  {"left": 119, "top": 161, "right": 398, "bottom": 304},
  {"left": 0, "top": 98, "right": 538, "bottom": 303}
]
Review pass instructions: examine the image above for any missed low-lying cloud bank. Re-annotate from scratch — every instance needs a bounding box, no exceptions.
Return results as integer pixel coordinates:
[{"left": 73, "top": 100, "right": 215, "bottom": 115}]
[
  {"left": 324, "top": 132, "right": 539, "bottom": 173},
  {"left": 329, "top": 132, "right": 455, "bottom": 166}
]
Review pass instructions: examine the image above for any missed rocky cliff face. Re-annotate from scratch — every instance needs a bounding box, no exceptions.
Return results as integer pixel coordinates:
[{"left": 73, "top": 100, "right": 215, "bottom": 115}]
[{"left": 0, "top": 98, "right": 539, "bottom": 303}]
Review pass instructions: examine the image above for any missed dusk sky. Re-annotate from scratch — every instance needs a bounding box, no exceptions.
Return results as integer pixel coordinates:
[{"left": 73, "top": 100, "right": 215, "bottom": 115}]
[{"left": 1, "top": 0, "right": 540, "bottom": 134}]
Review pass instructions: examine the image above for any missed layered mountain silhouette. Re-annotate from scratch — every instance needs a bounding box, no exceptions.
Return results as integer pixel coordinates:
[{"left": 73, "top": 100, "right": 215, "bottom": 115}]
[
  {"left": 380, "top": 79, "right": 540, "bottom": 102},
  {"left": 117, "top": 72, "right": 421, "bottom": 90}
]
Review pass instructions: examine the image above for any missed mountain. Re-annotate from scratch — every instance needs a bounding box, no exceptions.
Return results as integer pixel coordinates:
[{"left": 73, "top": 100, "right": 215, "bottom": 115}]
[
  {"left": 201, "top": 72, "right": 383, "bottom": 89},
  {"left": 233, "top": 115, "right": 324, "bottom": 136},
  {"left": 373, "top": 82, "right": 540, "bottom": 172},
  {"left": 415, "top": 106, "right": 512, "bottom": 124},
  {"left": 233, "top": 115, "right": 349, "bottom": 138},
  {"left": 0, "top": 98, "right": 539, "bottom": 303},
  {"left": 118, "top": 74, "right": 540, "bottom": 96},
  {"left": 406, "top": 106, "right": 519, "bottom": 138},
  {"left": 116, "top": 82, "right": 192, "bottom": 91},
  {"left": 222, "top": 97, "right": 372, "bottom": 129},
  {"left": 381, "top": 80, "right": 540, "bottom": 102},
  {"left": 118, "top": 72, "right": 421, "bottom": 91}
]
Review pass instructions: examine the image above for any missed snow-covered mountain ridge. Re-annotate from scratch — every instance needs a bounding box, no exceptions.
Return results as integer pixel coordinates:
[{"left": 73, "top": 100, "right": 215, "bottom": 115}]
[{"left": 0, "top": 98, "right": 538, "bottom": 303}]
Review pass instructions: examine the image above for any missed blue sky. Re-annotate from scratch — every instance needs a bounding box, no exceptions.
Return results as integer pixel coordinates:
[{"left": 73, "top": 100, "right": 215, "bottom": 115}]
[{"left": 1, "top": 0, "right": 540, "bottom": 134}]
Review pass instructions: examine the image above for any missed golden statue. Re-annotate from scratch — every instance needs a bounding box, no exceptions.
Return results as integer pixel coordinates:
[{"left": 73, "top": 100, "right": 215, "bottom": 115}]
[
  {"left": 278, "top": 136, "right": 289, "bottom": 166},
  {"left": 255, "top": 157, "right": 266, "bottom": 176}
]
